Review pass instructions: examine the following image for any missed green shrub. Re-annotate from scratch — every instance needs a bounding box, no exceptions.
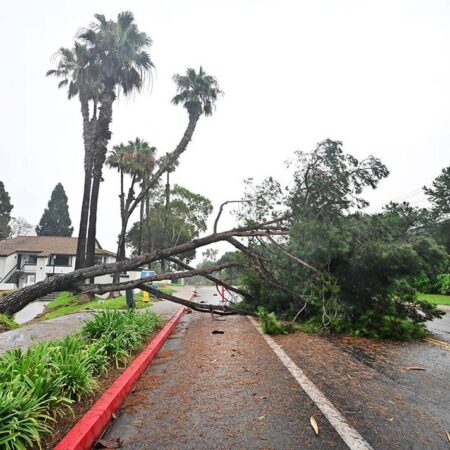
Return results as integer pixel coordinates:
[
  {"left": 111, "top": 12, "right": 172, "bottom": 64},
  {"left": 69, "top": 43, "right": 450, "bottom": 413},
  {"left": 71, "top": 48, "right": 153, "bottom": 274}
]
[
  {"left": 0, "top": 386, "right": 54, "bottom": 450},
  {"left": 0, "top": 313, "right": 18, "bottom": 332},
  {"left": 81, "top": 309, "right": 162, "bottom": 367},
  {"left": 257, "top": 307, "right": 288, "bottom": 335},
  {"left": 0, "top": 309, "right": 163, "bottom": 448},
  {"left": 49, "top": 336, "right": 97, "bottom": 401},
  {"left": 437, "top": 273, "right": 450, "bottom": 295},
  {"left": 0, "top": 345, "right": 71, "bottom": 415}
]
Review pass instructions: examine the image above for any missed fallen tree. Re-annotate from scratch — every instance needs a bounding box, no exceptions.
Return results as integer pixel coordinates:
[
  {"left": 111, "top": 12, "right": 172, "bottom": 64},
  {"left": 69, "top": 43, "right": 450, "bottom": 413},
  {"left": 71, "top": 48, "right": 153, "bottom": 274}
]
[{"left": 0, "top": 217, "right": 290, "bottom": 316}]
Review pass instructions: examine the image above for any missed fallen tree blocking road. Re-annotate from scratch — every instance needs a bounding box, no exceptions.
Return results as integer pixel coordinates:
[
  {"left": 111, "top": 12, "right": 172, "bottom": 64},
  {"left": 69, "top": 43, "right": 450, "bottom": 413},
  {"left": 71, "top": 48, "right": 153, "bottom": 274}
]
[{"left": 0, "top": 217, "right": 291, "bottom": 316}]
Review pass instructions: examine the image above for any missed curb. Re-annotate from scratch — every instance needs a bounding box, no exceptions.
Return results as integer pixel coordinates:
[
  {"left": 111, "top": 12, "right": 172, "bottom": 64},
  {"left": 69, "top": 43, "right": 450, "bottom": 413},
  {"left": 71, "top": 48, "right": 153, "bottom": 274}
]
[{"left": 54, "top": 307, "right": 186, "bottom": 450}]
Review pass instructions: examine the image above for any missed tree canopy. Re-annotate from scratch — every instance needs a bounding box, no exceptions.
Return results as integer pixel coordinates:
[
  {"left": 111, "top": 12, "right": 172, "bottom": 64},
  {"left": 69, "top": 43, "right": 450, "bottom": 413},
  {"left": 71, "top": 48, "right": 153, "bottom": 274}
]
[
  {"left": 36, "top": 183, "right": 74, "bottom": 237},
  {"left": 126, "top": 184, "right": 213, "bottom": 263},
  {"left": 236, "top": 140, "right": 446, "bottom": 340},
  {"left": 424, "top": 166, "right": 450, "bottom": 216},
  {"left": 172, "top": 67, "right": 222, "bottom": 119}
]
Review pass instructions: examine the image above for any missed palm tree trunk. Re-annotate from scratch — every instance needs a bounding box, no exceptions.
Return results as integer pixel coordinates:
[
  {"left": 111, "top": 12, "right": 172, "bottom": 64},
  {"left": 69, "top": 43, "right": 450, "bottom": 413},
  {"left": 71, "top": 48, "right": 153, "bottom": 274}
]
[
  {"left": 145, "top": 191, "right": 151, "bottom": 253},
  {"left": 75, "top": 93, "right": 94, "bottom": 270},
  {"left": 138, "top": 198, "right": 144, "bottom": 255},
  {"left": 115, "top": 113, "right": 200, "bottom": 261},
  {"left": 86, "top": 86, "right": 115, "bottom": 270},
  {"left": 75, "top": 169, "right": 92, "bottom": 269},
  {"left": 161, "top": 171, "right": 171, "bottom": 272}
]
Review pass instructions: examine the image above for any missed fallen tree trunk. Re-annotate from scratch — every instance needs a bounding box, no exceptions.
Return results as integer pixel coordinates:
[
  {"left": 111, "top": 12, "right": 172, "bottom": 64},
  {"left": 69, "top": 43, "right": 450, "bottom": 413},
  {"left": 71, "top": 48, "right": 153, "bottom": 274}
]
[
  {"left": 140, "top": 285, "right": 256, "bottom": 316},
  {"left": 77, "top": 262, "right": 245, "bottom": 295},
  {"left": 0, "top": 219, "right": 288, "bottom": 316}
]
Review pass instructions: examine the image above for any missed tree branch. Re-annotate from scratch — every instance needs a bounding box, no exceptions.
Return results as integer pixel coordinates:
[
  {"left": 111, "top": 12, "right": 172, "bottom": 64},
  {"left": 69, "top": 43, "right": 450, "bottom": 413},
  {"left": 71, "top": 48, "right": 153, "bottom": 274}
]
[
  {"left": 77, "top": 262, "right": 245, "bottom": 295},
  {"left": 265, "top": 235, "right": 322, "bottom": 274},
  {"left": 140, "top": 285, "right": 256, "bottom": 316},
  {"left": 0, "top": 216, "right": 289, "bottom": 315},
  {"left": 213, "top": 199, "right": 256, "bottom": 233},
  {"left": 166, "top": 256, "right": 252, "bottom": 300}
]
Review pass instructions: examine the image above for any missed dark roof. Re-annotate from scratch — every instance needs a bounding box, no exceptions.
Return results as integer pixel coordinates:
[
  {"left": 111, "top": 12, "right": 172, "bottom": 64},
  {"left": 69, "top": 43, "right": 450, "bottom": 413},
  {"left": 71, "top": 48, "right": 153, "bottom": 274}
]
[{"left": 0, "top": 236, "right": 115, "bottom": 257}]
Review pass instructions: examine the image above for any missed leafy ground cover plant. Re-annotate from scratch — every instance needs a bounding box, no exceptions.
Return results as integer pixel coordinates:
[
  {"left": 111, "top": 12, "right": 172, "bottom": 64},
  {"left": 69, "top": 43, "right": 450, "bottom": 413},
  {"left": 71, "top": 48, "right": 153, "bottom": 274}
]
[
  {"left": 0, "top": 313, "right": 18, "bottom": 332},
  {"left": 81, "top": 310, "right": 163, "bottom": 367},
  {"left": 0, "top": 309, "right": 162, "bottom": 449},
  {"left": 256, "top": 307, "right": 290, "bottom": 335},
  {"left": 0, "top": 387, "right": 54, "bottom": 450}
]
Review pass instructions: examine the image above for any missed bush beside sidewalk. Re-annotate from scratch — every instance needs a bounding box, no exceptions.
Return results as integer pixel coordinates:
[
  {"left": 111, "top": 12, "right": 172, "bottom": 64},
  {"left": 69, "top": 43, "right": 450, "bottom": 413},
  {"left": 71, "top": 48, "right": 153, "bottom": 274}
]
[
  {"left": 0, "top": 286, "right": 194, "bottom": 356},
  {"left": 0, "top": 309, "right": 163, "bottom": 450}
]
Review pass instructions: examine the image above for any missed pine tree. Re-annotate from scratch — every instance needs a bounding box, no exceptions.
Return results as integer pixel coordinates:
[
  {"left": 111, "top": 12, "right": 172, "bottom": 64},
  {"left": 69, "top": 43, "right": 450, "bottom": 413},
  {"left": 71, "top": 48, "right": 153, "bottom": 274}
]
[
  {"left": 36, "top": 183, "right": 74, "bottom": 237},
  {"left": 0, "top": 181, "right": 13, "bottom": 240}
]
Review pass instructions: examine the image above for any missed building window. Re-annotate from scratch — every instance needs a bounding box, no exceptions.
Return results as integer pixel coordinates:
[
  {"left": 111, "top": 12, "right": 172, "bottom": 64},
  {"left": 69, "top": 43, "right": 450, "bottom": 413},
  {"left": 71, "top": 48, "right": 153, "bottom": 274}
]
[
  {"left": 27, "top": 274, "right": 36, "bottom": 284},
  {"left": 94, "top": 256, "right": 106, "bottom": 265},
  {"left": 49, "top": 255, "right": 71, "bottom": 266},
  {"left": 26, "top": 255, "right": 38, "bottom": 265}
]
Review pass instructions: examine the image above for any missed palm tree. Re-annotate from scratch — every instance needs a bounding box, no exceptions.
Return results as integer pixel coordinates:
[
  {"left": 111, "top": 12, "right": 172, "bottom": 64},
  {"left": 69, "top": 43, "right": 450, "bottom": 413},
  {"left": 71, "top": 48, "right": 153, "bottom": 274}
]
[
  {"left": 131, "top": 140, "right": 157, "bottom": 256},
  {"left": 106, "top": 143, "right": 129, "bottom": 219},
  {"left": 172, "top": 66, "right": 221, "bottom": 119},
  {"left": 107, "top": 138, "right": 156, "bottom": 262},
  {"left": 47, "top": 43, "right": 100, "bottom": 269},
  {"left": 107, "top": 138, "right": 155, "bottom": 297},
  {"left": 116, "top": 67, "right": 222, "bottom": 259},
  {"left": 78, "top": 12, "right": 154, "bottom": 269}
]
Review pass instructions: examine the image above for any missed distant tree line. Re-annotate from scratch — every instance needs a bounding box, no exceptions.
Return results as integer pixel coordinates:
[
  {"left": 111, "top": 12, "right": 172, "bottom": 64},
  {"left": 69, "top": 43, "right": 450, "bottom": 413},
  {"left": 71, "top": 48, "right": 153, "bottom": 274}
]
[{"left": 0, "top": 181, "right": 73, "bottom": 239}]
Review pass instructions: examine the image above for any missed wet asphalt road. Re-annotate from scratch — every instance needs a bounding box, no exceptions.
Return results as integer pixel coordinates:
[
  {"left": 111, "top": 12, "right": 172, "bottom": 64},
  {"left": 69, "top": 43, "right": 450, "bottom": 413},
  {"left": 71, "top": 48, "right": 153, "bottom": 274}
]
[
  {"left": 103, "top": 287, "right": 449, "bottom": 449},
  {"left": 427, "top": 311, "right": 450, "bottom": 343}
]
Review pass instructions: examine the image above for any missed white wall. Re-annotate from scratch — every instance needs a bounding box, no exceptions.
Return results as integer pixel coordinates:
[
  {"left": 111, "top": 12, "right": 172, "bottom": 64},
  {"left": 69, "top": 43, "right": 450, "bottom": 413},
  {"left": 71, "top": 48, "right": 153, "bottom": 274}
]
[
  {"left": 0, "top": 253, "right": 143, "bottom": 291},
  {"left": 0, "top": 255, "right": 18, "bottom": 282}
]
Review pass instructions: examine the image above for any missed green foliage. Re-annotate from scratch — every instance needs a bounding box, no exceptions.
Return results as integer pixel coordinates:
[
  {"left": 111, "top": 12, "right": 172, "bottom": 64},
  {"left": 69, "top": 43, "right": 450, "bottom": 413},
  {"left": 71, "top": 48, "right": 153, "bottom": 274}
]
[
  {"left": 436, "top": 273, "right": 450, "bottom": 294},
  {"left": 335, "top": 312, "right": 429, "bottom": 341},
  {"left": 289, "top": 139, "right": 389, "bottom": 220},
  {"left": 216, "top": 251, "right": 245, "bottom": 285},
  {"left": 172, "top": 67, "right": 222, "bottom": 119},
  {"left": 78, "top": 11, "right": 154, "bottom": 95},
  {"left": 36, "top": 183, "right": 73, "bottom": 237},
  {"left": 243, "top": 211, "right": 447, "bottom": 340},
  {"left": 412, "top": 273, "right": 450, "bottom": 295},
  {"left": 81, "top": 309, "right": 163, "bottom": 367},
  {"left": 0, "top": 387, "right": 54, "bottom": 450},
  {"left": 256, "top": 307, "right": 289, "bottom": 335},
  {"left": 0, "top": 309, "right": 163, "bottom": 448},
  {"left": 0, "top": 313, "right": 18, "bottom": 332},
  {"left": 424, "top": 166, "right": 450, "bottom": 216},
  {"left": 238, "top": 144, "right": 448, "bottom": 340},
  {"left": 0, "top": 180, "right": 13, "bottom": 240},
  {"left": 126, "top": 184, "right": 213, "bottom": 262},
  {"left": 43, "top": 290, "right": 177, "bottom": 319}
]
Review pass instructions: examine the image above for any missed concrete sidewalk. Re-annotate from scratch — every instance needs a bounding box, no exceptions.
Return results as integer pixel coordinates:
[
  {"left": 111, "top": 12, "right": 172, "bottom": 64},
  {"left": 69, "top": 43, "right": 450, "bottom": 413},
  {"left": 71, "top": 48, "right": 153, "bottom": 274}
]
[{"left": 0, "top": 286, "right": 194, "bottom": 355}]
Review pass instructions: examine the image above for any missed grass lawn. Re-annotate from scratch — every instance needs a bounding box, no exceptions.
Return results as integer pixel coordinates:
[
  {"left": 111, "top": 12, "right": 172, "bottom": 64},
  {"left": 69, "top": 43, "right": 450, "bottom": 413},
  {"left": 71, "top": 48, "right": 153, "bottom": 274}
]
[
  {"left": 417, "top": 293, "right": 450, "bottom": 306},
  {"left": 43, "top": 286, "right": 177, "bottom": 320}
]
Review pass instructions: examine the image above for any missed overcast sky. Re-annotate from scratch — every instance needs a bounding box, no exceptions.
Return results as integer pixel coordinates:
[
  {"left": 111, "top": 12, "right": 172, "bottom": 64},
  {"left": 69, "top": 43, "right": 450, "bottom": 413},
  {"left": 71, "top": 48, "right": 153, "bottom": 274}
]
[{"left": 1, "top": 0, "right": 449, "bottom": 256}]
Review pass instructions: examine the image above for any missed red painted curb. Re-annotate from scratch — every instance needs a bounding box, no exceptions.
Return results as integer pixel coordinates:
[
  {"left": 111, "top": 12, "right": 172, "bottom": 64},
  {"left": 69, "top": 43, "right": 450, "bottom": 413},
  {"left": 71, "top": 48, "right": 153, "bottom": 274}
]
[{"left": 54, "top": 307, "right": 186, "bottom": 450}]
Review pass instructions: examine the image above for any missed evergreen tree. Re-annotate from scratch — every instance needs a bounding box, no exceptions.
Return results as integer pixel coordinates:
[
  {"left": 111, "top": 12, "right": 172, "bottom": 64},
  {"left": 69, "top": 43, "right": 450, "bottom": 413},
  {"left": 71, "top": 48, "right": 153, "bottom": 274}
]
[
  {"left": 424, "top": 166, "right": 450, "bottom": 216},
  {"left": 36, "top": 183, "right": 74, "bottom": 237},
  {"left": 0, "top": 181, "right": 13, "bottom": 240}
]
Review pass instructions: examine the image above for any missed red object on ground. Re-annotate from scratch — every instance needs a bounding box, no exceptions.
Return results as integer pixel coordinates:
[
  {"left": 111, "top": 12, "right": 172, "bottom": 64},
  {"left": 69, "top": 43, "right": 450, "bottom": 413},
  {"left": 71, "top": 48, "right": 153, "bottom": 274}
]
[
  {"left": 54, "top": 307, "right": 186, "bottom": 450},
  {"left": 221, "top": 286, "right": 225, "bottom": 302}
]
